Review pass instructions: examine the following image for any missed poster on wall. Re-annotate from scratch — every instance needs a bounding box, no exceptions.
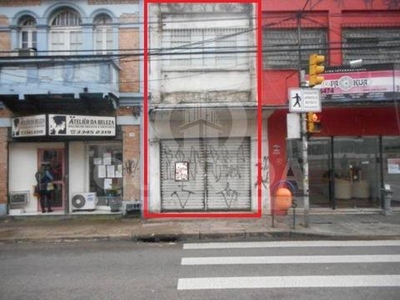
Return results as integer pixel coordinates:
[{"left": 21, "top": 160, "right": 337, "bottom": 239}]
[
  {"left": 388, "top": 158, "right": 400, "bottom": 174},
  {"left": 48, "top": 114, "right": 116, "bottom": 136},
  {"left": 104, "top": 178, "right": 112, "bottom": 190},
  {"left": 116, "top": 165, "right": 123, "bottom": 178},
  {"left": 103, "top": 153, "right": 112, "bottom": 165},
  {"left": 98, "top": 165, "right": 106, "bottom": 178},
  {"left": 11, "top": 115, "right": 46, "bottom": 137},
  {"left": 175, "top": 162, "right": 189, "bottom": 181}
]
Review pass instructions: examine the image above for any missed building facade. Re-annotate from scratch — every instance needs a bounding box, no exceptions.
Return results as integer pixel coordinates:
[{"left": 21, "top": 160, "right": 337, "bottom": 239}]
[
  {"left": 146, "top": 3, "right": 261, "bottom": 216},
  {"left": 2, "top": 0, "right": 399, "bottom": 218},
  {"left": 0, "top": 0, "right": 142, "bottom": 216},
  {"left": 263, "top": 0, "right": 400, "bottom": 211}
]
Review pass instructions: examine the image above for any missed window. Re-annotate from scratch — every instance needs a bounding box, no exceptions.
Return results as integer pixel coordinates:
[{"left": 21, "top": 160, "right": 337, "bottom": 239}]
[
  {"left": 49, "top": 9, "right": 82, "bottom": 55},
  {"left": 163, "top": 27, "right": 248, "bottom": 68},
  {"left": 88, "top": 144, "right": 123, "bottom": 200},
  {"left": 94, "top": 14, "right": 113, "bottom": 54},
  {"left": 343, "top": 28, "right": 400, "bottom": 65},
  {"left": 19, "top": 16, "right": 37, "bottom": 49},
  {"left": 263, "top": 28, "right": 328, "bottom": 69}
]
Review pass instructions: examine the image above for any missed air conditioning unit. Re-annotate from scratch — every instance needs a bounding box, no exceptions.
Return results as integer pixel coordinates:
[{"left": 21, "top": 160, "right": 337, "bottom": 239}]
[
  {"left": 19, "top": 48, "right": 37, "bottom": 57},
  {"left": 10, "top": 48, "right": 37, "bottom": 57},
  {"left": 70, "top": 193, "right": 97, "bottom": 211},
  {"left": 9, "top": 191, "right": 29, "bottom": 206}
]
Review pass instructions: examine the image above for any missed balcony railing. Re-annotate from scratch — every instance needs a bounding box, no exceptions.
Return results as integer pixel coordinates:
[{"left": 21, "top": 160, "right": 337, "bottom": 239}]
[{"left": 0, "top": 55, "right": 119, "bottom": 98}]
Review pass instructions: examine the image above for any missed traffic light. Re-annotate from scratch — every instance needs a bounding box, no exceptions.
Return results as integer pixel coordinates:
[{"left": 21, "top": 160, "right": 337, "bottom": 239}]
[
  {"left": 309, "top": 54, "right": 325, "bottom": 87},
  {"left": 307, "top": 112, "right": 322, "bottom": 133}
]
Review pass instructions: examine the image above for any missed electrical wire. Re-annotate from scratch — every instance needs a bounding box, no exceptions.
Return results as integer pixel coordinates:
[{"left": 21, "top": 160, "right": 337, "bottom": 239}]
[{"left": 1, "top": 1, "right": 400, "bottom": 92}]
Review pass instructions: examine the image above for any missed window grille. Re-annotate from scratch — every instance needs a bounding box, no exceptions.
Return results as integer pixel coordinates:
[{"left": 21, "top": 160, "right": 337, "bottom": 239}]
[
  {"left": 51, "top": 10, "right": 82, "bottom": 27},
  {"left": 162, "top": 27, "right": 249, "bottom": 68},
  {"left": 263, "top": 28, "right": 328, "bottom": 69},
  {"left": 343, "top": 28, "right": 400, "bottom": 64}
]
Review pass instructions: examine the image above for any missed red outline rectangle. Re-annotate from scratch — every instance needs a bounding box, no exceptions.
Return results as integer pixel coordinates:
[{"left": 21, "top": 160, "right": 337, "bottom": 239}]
[{"left": 143, "top": 0, "right": 262, "bottom": 219}]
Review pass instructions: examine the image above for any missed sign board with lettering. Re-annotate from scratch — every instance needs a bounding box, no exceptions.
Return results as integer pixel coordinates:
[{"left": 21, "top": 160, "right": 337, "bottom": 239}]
[
  {"left": 48, "top": 115, "right": 116, "bottom": 136},
  {"left": 288, "top": 88, "right": 321, "bottom": 113},
  {"left": 308, "top": 63, "right": 400, "bottom": 102},
  {"left": 12, "top": 115, "right": 46, "bottom": 137}
]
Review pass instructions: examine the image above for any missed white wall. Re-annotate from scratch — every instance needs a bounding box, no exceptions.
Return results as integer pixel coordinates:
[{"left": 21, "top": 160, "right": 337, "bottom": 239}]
[{"left": 148, "top": 4, "right": 256, "bottom": 106}]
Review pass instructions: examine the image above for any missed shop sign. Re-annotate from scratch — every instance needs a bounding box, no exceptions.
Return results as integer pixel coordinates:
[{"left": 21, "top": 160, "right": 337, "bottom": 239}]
[
  {"left": 311, "top": 63, "right": 400, "bottom": 102},
  {"left": 48, "top": 114, "right": 116, "bottom": 136},
  {"left": 11, "top": 114, "right": 46, "bottom": 137}
]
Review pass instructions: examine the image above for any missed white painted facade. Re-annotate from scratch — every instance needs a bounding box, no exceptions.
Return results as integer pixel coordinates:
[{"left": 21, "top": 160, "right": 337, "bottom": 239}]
[{"left": 147, "top": 3, "right": 263, "bottom": 214}]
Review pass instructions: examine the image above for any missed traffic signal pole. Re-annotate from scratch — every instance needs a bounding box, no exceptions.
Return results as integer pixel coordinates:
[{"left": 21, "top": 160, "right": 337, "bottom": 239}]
[
  {"left": 304, "top": 54, "right": 324, "bottom": 227},
  {"left": 299, "top": 70, "right": 310, "bottom": 227},
  {"left": 296, "top": 10, "right": 324, "bottom": 227},
  {"left": 297, "top": 16, "right": 310, "bottom": 227},
  {"left": 302, "top": 111, "right": 310, "bottom": 227}
]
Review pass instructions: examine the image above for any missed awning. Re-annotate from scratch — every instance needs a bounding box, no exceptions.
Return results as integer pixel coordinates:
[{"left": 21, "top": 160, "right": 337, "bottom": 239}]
[{"left": 0, "top": 93, "right": 119, "bottom": 116}]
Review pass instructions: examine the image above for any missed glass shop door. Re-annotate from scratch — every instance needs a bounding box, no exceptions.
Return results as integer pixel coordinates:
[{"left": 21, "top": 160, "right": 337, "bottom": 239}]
[{"left": 38, "top": 149, "right": 65, "bottom": 212}]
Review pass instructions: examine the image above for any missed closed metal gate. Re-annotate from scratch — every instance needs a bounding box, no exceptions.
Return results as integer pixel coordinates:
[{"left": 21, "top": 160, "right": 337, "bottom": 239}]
[{"left": 160, "top": 137, "right": 251, "bottom": 212}]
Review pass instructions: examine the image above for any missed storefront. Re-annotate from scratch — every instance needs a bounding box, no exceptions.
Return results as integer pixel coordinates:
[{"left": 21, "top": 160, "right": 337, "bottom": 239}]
[
  {"left": 271, "top": 63, "right": 400, "bottom": 211},
  {"left": 147, "top": 106, "right": 259, "bottom": 214},
  {"left": 288, "top": 128, "right": 400, "bottom": 210},
  {"left": 4, "top": 94, "right": 141, "bottom": 216}
]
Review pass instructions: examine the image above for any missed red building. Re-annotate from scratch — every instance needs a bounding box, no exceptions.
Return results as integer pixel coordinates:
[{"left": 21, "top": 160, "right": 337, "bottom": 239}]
[{"left": 263, "top": 0, "right": 400, "bottom": 211}]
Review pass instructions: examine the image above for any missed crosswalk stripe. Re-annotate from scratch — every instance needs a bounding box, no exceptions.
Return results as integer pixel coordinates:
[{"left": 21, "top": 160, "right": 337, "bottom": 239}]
[
  {"left": 177, "top": 275, "right": 400, "bottom": 290},
  {"left": 183, "top": 240, "right": 400, "bottom": 250},
  {"left": 182, "top": 254, "right": 400, "bottom": 265}
]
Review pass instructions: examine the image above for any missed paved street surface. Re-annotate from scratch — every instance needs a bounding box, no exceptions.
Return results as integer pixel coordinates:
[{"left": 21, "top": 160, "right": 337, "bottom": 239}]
[
  {"left": 1, "top": 239, "right": 399, "bottom": 300},
  {"left": 178, "top": 240, "right": 400, "bottom": 293}
]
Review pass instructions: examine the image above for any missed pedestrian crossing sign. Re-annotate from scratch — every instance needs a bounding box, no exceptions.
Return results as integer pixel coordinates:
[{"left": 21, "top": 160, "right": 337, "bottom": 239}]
[{"left": 288, "top": 88, "right": 321, "bottom": 113}]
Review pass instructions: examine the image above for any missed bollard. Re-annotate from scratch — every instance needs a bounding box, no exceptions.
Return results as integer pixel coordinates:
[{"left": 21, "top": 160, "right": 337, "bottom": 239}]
[
  {"left": 381, "top": 187, "right": 393, "bottom": 216},
  {"left": 291, "top": 198, "right": 297, "bottom": 229}
]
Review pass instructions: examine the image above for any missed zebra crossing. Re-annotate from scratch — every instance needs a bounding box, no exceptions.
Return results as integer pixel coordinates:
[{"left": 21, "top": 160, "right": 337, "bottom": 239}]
[{"left": 177, "top": 240, "right": 400, "bottom": 291}]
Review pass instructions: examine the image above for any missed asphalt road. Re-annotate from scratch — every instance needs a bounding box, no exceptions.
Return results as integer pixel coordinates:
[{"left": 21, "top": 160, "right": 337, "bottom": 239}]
[{"left": 0, "top": 240, "right": 400, "bottom": 300}]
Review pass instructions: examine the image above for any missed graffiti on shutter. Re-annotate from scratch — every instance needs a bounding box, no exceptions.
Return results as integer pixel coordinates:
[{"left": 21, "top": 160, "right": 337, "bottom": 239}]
[{"left": 160, "top": 137, "right": 251, "bottom": 212}]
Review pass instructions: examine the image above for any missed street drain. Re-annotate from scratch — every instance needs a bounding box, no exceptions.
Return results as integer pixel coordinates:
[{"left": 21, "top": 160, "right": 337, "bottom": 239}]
[{"left": 134, "top": 235, "right": 180, "bottom": 243}]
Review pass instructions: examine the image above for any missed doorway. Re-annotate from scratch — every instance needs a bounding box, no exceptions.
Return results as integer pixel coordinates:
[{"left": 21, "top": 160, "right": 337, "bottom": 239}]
[
  {"left": 331, "top": 137, "right": 380, "bottom": 209},
  {"left": 38, "top": 149, "right": 65, "bottom": 211}
]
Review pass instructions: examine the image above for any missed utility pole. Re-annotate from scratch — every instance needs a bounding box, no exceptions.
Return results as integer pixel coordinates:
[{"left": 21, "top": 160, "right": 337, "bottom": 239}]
[{"left": 297, "top": 14, "right": 310, "bottom": 227}]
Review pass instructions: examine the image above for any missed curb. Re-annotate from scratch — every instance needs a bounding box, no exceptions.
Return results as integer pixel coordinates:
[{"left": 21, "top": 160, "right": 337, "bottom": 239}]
[
  {"left": 130, "top": 230, "right": 400, "bottom": 243},
  {"left": 1, "top": 231, "right": 400, "bottom": 244}
]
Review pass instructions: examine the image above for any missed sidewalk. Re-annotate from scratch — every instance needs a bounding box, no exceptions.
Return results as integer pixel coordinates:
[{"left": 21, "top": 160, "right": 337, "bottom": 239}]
[{"left": 0, "top": 210, "right": 399, "bottom": 243}]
